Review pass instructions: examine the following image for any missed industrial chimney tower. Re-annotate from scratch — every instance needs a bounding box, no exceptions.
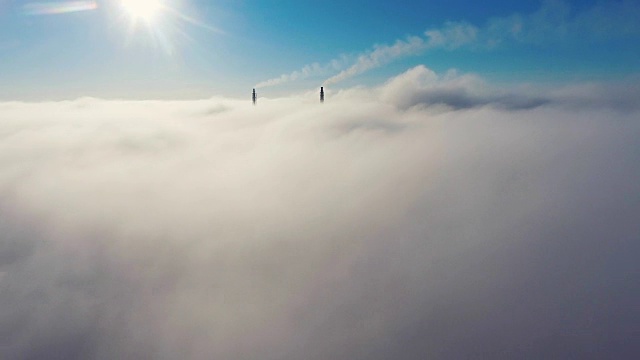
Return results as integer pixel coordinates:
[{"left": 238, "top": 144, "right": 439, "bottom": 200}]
[
  {"left": 320, "top": 87, "right": 324, "bottom": 103},
  {"left": 252, "top": 88, "right": 257, "bottom": 105}
]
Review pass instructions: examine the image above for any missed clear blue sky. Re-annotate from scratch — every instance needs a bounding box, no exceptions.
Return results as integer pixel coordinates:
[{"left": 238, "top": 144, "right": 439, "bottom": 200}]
[{"left": 0, "top": 0, "right": 638, "bottom": 100}]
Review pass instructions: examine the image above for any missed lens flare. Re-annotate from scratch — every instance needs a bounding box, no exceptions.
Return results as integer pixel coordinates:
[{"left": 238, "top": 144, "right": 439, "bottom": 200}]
[{"left": 23, "top": 1, "right": 98, "bottom": 16}]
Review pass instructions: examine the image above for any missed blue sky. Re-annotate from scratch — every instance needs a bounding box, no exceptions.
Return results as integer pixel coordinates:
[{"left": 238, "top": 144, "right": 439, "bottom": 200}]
[{"left": 0, "top": 0, "right": 638, "bottom": 100}]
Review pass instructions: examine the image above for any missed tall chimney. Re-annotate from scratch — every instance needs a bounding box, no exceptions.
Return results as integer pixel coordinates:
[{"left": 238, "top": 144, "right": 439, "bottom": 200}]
[
  {"left": 320, "top": 87, "right": 324, "bottom": 103},
  {"left": 252, "top": 88, "right": 257, "bottom": 105}
]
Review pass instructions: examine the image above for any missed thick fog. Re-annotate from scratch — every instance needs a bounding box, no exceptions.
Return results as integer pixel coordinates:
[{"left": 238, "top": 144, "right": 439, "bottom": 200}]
[{"left": 1, "top": 67, "right": 639, "bottom": 359}]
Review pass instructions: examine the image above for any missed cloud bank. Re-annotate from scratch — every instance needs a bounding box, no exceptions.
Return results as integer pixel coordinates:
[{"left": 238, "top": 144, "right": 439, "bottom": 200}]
[
  {"left": 256, "top": 0, "right": 640, "bottom": 88},
  {"left": 1, "top": 67, "right": 640, "bottom": 359}
]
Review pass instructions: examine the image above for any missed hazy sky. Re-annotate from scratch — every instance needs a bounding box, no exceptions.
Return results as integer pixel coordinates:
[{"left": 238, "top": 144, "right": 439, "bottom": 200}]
[{"left": 1, "top": 0, "right": 639, "bottom": 99}]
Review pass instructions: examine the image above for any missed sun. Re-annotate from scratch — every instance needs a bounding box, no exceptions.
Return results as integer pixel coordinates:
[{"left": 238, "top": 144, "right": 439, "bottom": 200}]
[
  {"left": 114, "top": 0, "right": 221, "bottom": 55},
  {"left": 121, "top": 0, "right": 164, "bottom": 22}
]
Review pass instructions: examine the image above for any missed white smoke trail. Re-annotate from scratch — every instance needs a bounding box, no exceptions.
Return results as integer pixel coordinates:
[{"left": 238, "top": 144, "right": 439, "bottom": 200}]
[{"left": 254, "top": 0, "right": 640, "bottom": 89}]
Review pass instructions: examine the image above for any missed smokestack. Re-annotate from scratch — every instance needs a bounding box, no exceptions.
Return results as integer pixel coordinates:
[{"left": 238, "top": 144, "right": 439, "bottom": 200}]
[
  {"left": 320, "top": 87, "right": 324, "bottom": 103},
  {"left": 252, "top": 88, "right": 257, "bottom": 105}
]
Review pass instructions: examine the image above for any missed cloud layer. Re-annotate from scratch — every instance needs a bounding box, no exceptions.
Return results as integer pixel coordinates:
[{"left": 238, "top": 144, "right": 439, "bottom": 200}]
[{"left": 1, "top": 67, "right": 640, "bottom": 359}]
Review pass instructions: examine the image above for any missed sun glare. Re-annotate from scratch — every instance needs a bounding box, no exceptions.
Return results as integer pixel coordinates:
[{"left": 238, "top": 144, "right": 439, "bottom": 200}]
[
  {"left": 121, "top": 0, "right": 163, "bottom": 22},
  {"left": 115, "top": 0, "right": 219, "bottom": 54}
]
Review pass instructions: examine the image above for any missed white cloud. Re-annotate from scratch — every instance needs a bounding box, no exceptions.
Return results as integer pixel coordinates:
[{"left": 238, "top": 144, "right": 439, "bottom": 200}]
[{"left": 1, "top": 67, "right": 640, "bottom": 359}]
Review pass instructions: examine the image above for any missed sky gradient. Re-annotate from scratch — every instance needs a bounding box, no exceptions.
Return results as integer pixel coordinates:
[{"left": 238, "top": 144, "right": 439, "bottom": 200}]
[{"left": 1, "top": 0, "right": 639, "bottom": 99}]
